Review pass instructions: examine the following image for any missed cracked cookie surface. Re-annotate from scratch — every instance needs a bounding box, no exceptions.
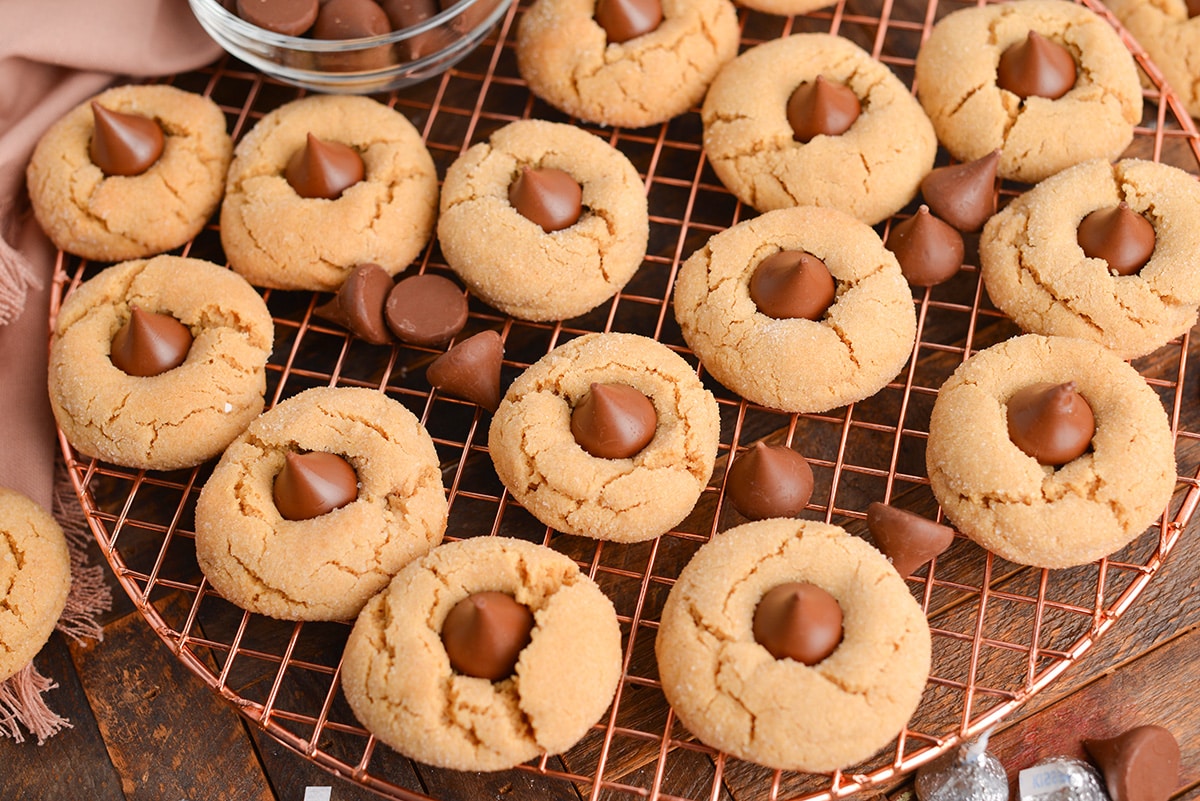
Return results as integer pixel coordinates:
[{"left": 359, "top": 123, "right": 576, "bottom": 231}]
[
  {"left": 674, "top": 205, "right": 917, "bottom": 413},
  {"left": 701, "top": 33, "right": 936, "bottom": 224},
  {"left": 1106, "top": 0, "right": 1200, "bottom": 118},
  {"left": 438, "top": 119, "right": 649, "bottom": 321},
  {"left": 195, "top": 386, "right": 448, "bottom": 621},
  {"left": 0, "top": 487, "right": 71, "bottom": 683},
  {"left": 48, "top": 256, "right": 274, "bottom": 470},
  {"left": 656, "top": 518, "right": 931, "bottom": 772},
  {"left": 489, "top": 332, "right": 719, "bottom": 542},
  {"left": 515, "top": 0, "right": 740, "bottom": 128},
  {"left": 220, "top": 95, "right": 438, "bottom": 291},
  {"left": 980, "top": 158, "right": 1200, "bottom": 359},
  {"left": 914, "top": 0, "right": 1142, "bottom": 184},
  {"left": 927, "top": 334, "right": 1176, "bottom": 568},
  {"left": 341, "top": 536, "right": 622, "bottom": 771},
  {"left": 26, "top": 84, "right": 232, "bottom": 262}
]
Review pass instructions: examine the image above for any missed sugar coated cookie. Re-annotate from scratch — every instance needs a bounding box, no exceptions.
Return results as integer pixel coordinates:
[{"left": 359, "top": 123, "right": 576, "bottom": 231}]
[
  {"left": 48, "top": 256, "right": 274, "bottom": 471},
  {"left": 438, "top": 119, "right": 649, "bottom": 321},
  {"left": 341, "top": 536, "right": 622, "bottom": 771},
  {"left": 220, "top": 95, "right": 438, "bottom": 291},
  {"left": 915, "top": 0, "right": 1142, "bottom": 184},
  {"left": 981, "top": 158, "right": 1200, "bottom": 359},
  {"left": 1107, "top": 0, "right": 1200, "bottom": 119},
  {"left": 927, "top": 334, "right": 1176, "bottom": 569},
  {"left": 516, "top": 0, "right": 740, "bottom": 128},
  {"left": 674, "top": 205, "right": 916, "bottom": 413},
  {"left": 656, "top": 518, "right": 931, "bottom": 772},
  {"left": 26, "top": 84, "right": 232, "bottom": 262},
  {"left": 489, "top": 332, "right": 719, "bottom": 542},
  {"left": 702, "top": 33, "right": 936, "bottom": 224},
  {"left": 735, "top": 0, "right": 835, "bottom": 13},
  {"left": 0, "top": 488, "right": 72, "bottom": 683},
  {"left": 195, "top": 386, "right": 448, "bottom": 621}
]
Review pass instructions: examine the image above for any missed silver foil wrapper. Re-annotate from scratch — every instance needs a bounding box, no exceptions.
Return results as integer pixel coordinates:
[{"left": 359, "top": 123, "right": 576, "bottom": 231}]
[
  {"left": 1017, "top": 756, "right": 1107, "bottom": 801},
  {"left": 915, "top": 732, "right": 1009, "bottom": 801}
]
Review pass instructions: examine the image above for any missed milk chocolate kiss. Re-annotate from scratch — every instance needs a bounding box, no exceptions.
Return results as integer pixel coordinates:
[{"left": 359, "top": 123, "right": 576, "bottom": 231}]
[
  {"left": 997, "top": 30, "right": 1077, "bottom": 100},
  {"left": 441, "top": 591, "right": 535, "bottom": 681},
  {"left": 312, "top": 0, "right": 390, "bottom": 38},
  {"left": 919, "top": 150, "right": 1000, "bottom": 232},
  {"left": 1188, "top": 0, "right": 1200, "bottom": 18},
  {"left": 1007, "top": 381, "right": 1095, "bottom": 466},
  {"left": 865, "top": 502, "right": 955, "bottom": 578},
  {"left": 1083, "top": 725, "right": 1180, "bottom": 801},
  {"left": 385, "top": 274, "right": 468, "bottom": 346},
  {"left": 273, "top": 451, "right": 358, "bottom": 521},
  {"left": 571, "top": 383, "right": 657, "bottom": 459},
  {"left": 236, "top": 0, "right": 319, "bottom": 35},
  {"left": 314, "top": 263, "right": 395, "bottom": 345},
  {"left": 508, "top": 166, "right": 583, "bottom": 232},
  {"left": 286, "top": 133, "right": 364, "bottom": 200},
  {"left": 90, "top": 102, "right": 165, "bottom": 177},
  {"left": 1077, "top": 203, "right": 1156, "bottom": 276},
  {"left": 595, "top": 0, "right": 663, "bottom": 44},
  {"left": 752, "top": 582, "right": 843, "bottom": 665},
  {"left": 886, "top": 206, "right": 964, "bottom": 288},
  {"left": 787, "top": 75, "right": 860, "bottom": 143},
  {"left": 427, "top": 330, "right": 505, "bottom": 412},
  {"left": 749, "top": 250, "right": 836, "bottom": 321},
  {"left": 725, "top": 442, "right": 814, "bottom": 520},
  {"left": 110, "top": 307, "right": 192, "bottom": 377}
]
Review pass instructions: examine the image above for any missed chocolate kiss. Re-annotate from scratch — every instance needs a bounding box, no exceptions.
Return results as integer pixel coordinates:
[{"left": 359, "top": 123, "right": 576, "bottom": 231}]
[
  {"left": 314, "top": 263, "right": 394, "bottom": 345},
  {"left": 749, "top": 250, "right": 836, "bottom": 321},
  {"left": 1007, "top": 381, "right": 1095, "bottom": 466},
  {"left": 997, "top": 30, "right": 1077, "bottom": 100},
  {"left": 1083, "top": 725, "right": 1180, "bottom": 801},
  {"left": 89, "top": 102, "right": 165, "bottom": 177},
  {"left": 385, "top": 274, "right": 469, "bottom": 346},
  {"left": 571, "top": 382, "right": 657, "bottom": 459},
  {"left": 787, "top": 75, "right": 861, "bottom": 144},
  {"left": 595, "top": 0, "right": 663, "bottom": 44},
  {"left": 919, "top": 150, "right": 1000, "bottom": 232},
  {"left": 725, "top": 442, "right": 814, "bottom": 520},
  {"left": 236, "top": 0, "right": 319, "bottom": 36},
  {"left": 273, "top": 451, "right": 359, "bottom": 521},
  {"left": 1077, "top": 203, "right": 1157, "bottom": 276},
  {"left": 886, "top": 205, "right": 965, "bottom": 288},
  {"left": 752, "top": 582, "right": 843, "bottom": 665},
  {"left": 312, "top": 0, "right": 390, "bottom": 38},
  {"left": 286, "top": 133, "right": 364, "bottom": 200},
  {"left": 426, "top": 330, "right": 505, "bottom": 412},
  {"left": 110, "top": 306, "right": 192, "bottom": 377},
  {"left": 508, "top": 166, "right": 583, "bottom": 233},
  {"left": 441, "top": 591, "right": 535, "bottom": 681},
  {"left": 865, "top": 502, "right": 955, "bottom": 577},
  {"left": 1188, "top": 0, "right": 1200, "bottom": 18}
]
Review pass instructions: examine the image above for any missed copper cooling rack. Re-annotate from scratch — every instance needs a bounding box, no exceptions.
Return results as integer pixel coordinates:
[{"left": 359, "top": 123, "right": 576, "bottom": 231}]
[{"left": 52, "top": 1, "right": 1200, "bottom": 799}]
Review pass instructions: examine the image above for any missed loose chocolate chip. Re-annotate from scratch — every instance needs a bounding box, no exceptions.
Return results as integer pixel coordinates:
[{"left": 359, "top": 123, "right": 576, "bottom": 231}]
[
  {"left": 508, "top": 166, "right": 583, "bottom": 233},
  {"left": 441, "top": 591, "right": 535, "bottom": 681},
  {"left": 285, "top": 132, "right": 365, "bottom": 200},
  {"left": 594, "top": 0, "right": 662, "bottom": 44},
  {"left": 273, "top": 451, "right": 359, "bottom": 521},
  {"left": 426, "top": 330, "right": 504, "bottom": 412},
  {"left": 1077, "top": 203, "right": 1156, "bottom": 276},
  {"left": 1006, "top": 381, "right": 1095, "bottom": 466},
  {"left": 89, "top": 102, "right": 165, "bottom": 177},
  {"left": 749, "top": 250, "right": 836, "bottom": 321},
  {"left": 314, "top": 263, "right": 395, "bottom": 345},
  {"left": 570, "top": 382, "right": 657, "bottom": 459},
  {"left": 919, "top": 150, "right": 1000, "bottom": 232},
  {"left": 725, "top": 442, "right": 814, "bottom": 520},
  {"left": 996, "top": 30, "right": 1076, "bottom": 100},
  {"left": 787, "top": 75, "right": 860, "bottom": 144},
  {"left": 236, "top": 0, "right": 320, "bottom": 35},
  {"left": 865, "top": 502, "right": 955, "bottom": 578},
  {"left": 1083, "top": 725, "right": 1181, "bottom": 801},
  {"left": 752, "top": 582, "right": 843, "bottom": 665},
  {"left": 886, "top": 205, "right": 965, "bottom": 288},
  {"left": 384, "top": 273, "right": 468, "bottom": 346},
  {"left": 110, "top": 306, "right": 192, "bottom": 377}
]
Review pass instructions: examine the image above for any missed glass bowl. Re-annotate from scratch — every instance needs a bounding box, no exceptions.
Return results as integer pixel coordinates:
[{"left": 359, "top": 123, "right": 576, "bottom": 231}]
[{"left": 188, "top": 0, "right": 513, "bottom": 93}]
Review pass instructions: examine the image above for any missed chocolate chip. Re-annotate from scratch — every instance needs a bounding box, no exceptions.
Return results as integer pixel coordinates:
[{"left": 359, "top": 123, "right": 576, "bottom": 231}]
[
  {"left": 886, "top": 205, "right": 965, "bottom": 288},
  {"left": 787, "top": 75, "right": 860, "bottom": 143},
  {"left": 752, "top": 582, "right": 843, "bottom": 665},
  {"left": 749, "top": 250, "right": 836, "bottom": 321},
  {"left": 273, "top": 451, "right": 359, "bottom": 521},
  {"left": 996, "top": 30, "right": 1076, "bottom": 100},
  {"left": 1006, "top": 381, "right": 1095, "bottom": 466},
  {"left": 508, "top": 166, "right": 583, "bottom": 233},
  {"left": 110, "top": 306, "right": 192, "bottom": 377},
  {"left": 89, "top": 102, "right": 165, "bottom": 177},
  {"left": 865, "top": 502, "right": 955, "bottom": 578},
  {"left": 570, "top": 382, "right": 657, "bottom": 459},
  {"left": 441, "top": 591, "right": 535, "bottom": 681},
  {"left": 384, "top": 274, "right": 468, "bottom": 346},
  {"left": 594, "top": 0, "right": 662, "bottom": 44},
  {"left": 1083, "top": 725, "right": 1181, "bottom": 801},
  {"left": 314, "top": 263, "right": 395, "bottom": 345},
  {"left": 236, "top": 0, "right": 319, "bottom": 35},
  {"left": 725, "top": 442, "right": 814, "bottom": 520},
  {"left": 1077, "top": 203, "right": 1156, "bottom": 276},
  {"left": 919, "top": 150, "right": 1000, "bottom": 232},
  {"left": 285, "top": 133, "right": 365, "bottom": 200},
  {"left": 426, "top": 330, "right": 504, "bottom": 412}
]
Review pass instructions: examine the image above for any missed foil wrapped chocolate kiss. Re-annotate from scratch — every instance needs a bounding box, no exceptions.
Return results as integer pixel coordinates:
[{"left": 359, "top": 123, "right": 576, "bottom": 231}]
[
  {"left": 441, "top": 591, "right": 535, "bottom": 681},
  {"left": 1007, "top": 381, "right": 1095, "bottom": 466}
]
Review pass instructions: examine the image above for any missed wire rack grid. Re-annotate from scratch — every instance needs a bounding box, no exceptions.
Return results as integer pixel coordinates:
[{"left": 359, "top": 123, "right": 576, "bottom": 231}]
[{"left": 51, "top": 0, "right": 1200, "bottom": 799}]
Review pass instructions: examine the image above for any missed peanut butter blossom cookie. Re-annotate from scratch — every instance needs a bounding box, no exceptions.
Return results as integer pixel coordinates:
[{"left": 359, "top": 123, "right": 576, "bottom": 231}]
[
  {"left": 515, "top": 0, "right": 740, "bottom": 128},
  {"left": 195, "top": 386, "right": 448, "bottom": 621},
  {"left": 220, "top": 94, "right": 438, "bottom": 291},
  {"left": 341, "top": 536, "right": 622, "bottom": 771},
  {"left": 1107, "top": 0, "right": 1200, "bottom": 119},
  {"left": 0, "top": 488, "right": 72, "bottom": 683},
  {"left": 927, "top": 335, "right": 1176, "bottom": 569},
  {"left": 438, "top": 119, "right": 649, "bottom": 321},
  {"left": 48, "top": 256, "right": 274, "bottom": 471},
  {"left": 914, "top": 0, "right": 1142, "bottom": 184},
  {"left": 26, "top": 84, "right": 232, "bottom": 262},
  {"left": 489, "top": 332, "right": 720, "bottom": 542},
  {"left": 981, "top": 159, "right": 1200, "bottom": 360},
  {"left": 656, "top": 518, "right": 931, "bottom": 772},
  {"left": 674, "top": 205, "right": 916, "bottom": 413},
  {"left": 702, "top": 33, "right": 937, "bottom": 224}
]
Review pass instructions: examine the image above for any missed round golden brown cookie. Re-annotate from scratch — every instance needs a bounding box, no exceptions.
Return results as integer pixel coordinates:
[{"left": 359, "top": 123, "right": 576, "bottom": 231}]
[
  {"left": 26, "top": 84, "right": 232, "bottom": 262},
  {"left": 701, "top": 33, "right": 936, "bottom": 224},
  {"left": 656, "top": 518, "right": 931, "bottom": 772},
  {"left": 673, "top": 205, "right": 916, "bottom": 413},
  {"left": 489, "top": 332, "right": 719, "bottom": 542},
  {"left": 927, "top": 334, "right": 1176, "bottom": 569},
  {"left": 1106, "top": 0, "right": 1200, "bottom": 119},
  {"left": 0, "top": 487, "right": 72, "bottom": 683},
  {"left": 980, "top": 158, "right": 1200, "bottom": 360},
  {"left": 914, "top": 0, "right": 1142, "bottom": 184},
  {"left": 194, "top": 386, "right": 448, "bottom": 621},
  {"left": 734, "top": 0, "right": 834, "bottom": 12},
  {"left": 48, "top": 256, "right": 274, "bottom": 471},
  {"left": 220, "top": 95, "right": 438, "bottom": 291},
  {"left": 515, "top": 0, "right": 740, "bottom": 129},
  {"left": 438, "top": 119, "right": 649, "bottom": 321},
  {"left": 341, "top": 536, "right": 622, "bottom": 771}
]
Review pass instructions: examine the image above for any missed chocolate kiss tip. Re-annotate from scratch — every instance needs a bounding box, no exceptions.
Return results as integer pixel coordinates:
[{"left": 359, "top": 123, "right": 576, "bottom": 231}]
[
  {"left": 749, "top": 250, "right": 836, "bottom": 321},
  {"left": 286, "top": 132, "right": 364, "bottom": 200},
  {"left": 919, "top": 151, "right": 1000, "bottom": 232},
  {"left": 1077, "top": 203, "right": 1156, "bottom": 277},
  {"left": 314, "top": 263, "right": 394, "bottom": 346},
  {"left": 1083, "top": 725, "right": 1180, "bottom": 801},
  {"left": 571, "top": 382, "right": 657, "bottom": 459},
  {"left": 110, "top": 306, "right": 193, "bottom": 377},
  {"left": 595, "top": 0, "right": 663, "bottom": 44},
  {"left": 752, "top": 582, "right": 843, "bottom": 665},
  {"left": 89, "top": 101, "right": 165, "bottom": 177},
  {"left": 441, "top": 591, "right": 535, "bottom": 681},
  {"left": 273, "top": 451, "right": 358, "bottom": 521},
  {"left": 1006, "top": 381, "right": 1095, "bottom": 466},
  {"left": 865, "top": 502, "right": 955, "bottom": 578},
  {"left": 787, "top": 75, "right": 861, "bottom": 143},
  {"left": 997, "top": 30, "right": 1076, "bottom": 100},
  {"left": 508, "top": 166, "right": 583, "bottom": 233},
  {"left": 886, "top": 205, "right": 965, "bottom": 288},
  {"left": 726, "top": 442, "right": 814, "bottom": 520},
  {"left": 427, "top": 330, "right": 504, "bottom": 412}
]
